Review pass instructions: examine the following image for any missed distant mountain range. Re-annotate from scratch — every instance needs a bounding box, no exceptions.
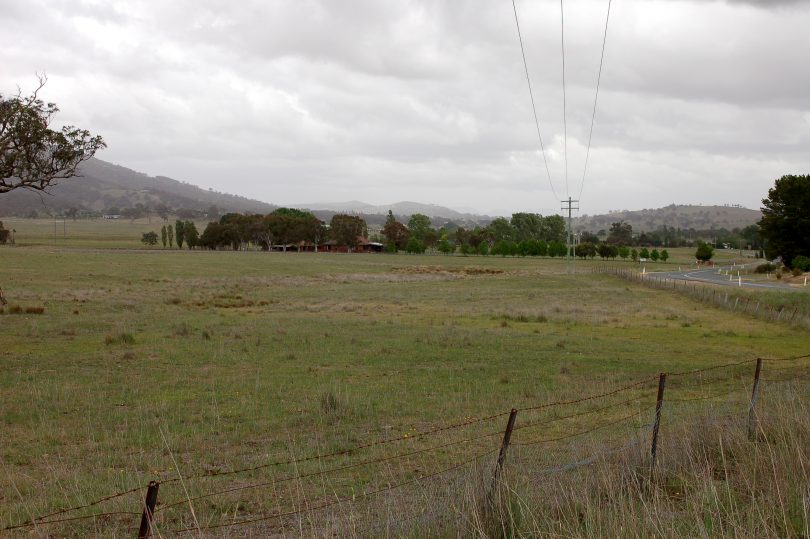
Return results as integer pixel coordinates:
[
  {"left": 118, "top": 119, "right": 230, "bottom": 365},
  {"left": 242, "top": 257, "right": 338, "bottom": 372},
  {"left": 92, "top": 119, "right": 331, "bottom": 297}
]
[
  {"left": 0, "top": 158, "right": 761, "bottom": 232},
  {"left": 298, "top": 200, "right": 487, "bottom": 220}
]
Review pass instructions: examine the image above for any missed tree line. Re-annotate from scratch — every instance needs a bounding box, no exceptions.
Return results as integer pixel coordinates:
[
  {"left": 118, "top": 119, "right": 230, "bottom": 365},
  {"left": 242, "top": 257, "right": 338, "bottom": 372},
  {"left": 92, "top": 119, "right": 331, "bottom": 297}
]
[{"left": 142, "top": 209, "right": 368, "bottom": 251}]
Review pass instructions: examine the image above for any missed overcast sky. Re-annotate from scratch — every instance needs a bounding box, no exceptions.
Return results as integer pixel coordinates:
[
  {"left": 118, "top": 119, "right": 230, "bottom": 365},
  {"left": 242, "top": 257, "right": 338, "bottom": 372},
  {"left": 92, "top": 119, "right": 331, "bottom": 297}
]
[{"left": 3, "top": 0, "right": 809, "bottom": 216}]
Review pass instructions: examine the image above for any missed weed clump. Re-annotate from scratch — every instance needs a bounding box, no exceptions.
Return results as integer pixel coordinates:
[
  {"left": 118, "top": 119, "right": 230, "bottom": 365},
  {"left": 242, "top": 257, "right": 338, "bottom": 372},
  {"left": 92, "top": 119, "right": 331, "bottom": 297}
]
[
  {"left": 320, "top": 391, "right": 341, "bottom": 416},
  {"left": 105, "top": 333, "right": 135, "bottom": 346},
  {"left": 24, "top": 306, "right": 45, "bottom": 314}
]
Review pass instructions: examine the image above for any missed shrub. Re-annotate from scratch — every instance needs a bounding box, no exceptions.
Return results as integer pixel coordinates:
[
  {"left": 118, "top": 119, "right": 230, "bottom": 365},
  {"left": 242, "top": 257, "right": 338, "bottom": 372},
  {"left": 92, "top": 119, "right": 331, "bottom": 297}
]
[
  {"left": 24, "top": 306, "right": 44, "bottom": 314},
  {"left": 792, "top": 255, "right": 810, "bottom": 272},
  {"left": 9, "top": 305, "right": 22, "bottom": 314},
  {"left": 755, "top": 263, "right": 777, "bottom": 274},
  {"left": 405, "top": 237, "right": 426, "bottom": 254},
  {"left": 791, "top": 267, "right": 802, "bottom": 277},
  {"left": 695, "top": 241, "right": 714, "bottom": 262}
]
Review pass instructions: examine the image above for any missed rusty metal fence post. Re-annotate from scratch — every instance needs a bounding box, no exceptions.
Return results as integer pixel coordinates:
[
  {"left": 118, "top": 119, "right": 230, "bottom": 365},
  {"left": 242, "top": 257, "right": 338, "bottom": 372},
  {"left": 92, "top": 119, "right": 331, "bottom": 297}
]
[
  {"left": 748, "top": 358, "right": 763, "bottom": 441},
  {"left": 649, "top": 373, "right": 667, "bottom": 481},
  {"left": 137, "top": 481, "right": 160, "bottom": 539}
]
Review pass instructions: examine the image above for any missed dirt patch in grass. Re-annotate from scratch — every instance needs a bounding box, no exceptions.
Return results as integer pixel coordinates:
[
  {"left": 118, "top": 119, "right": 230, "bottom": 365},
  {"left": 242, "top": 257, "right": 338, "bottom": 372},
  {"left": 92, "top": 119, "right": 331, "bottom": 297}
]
[{"left": 392, "top": 265, "right": 504, "bottom": 276}]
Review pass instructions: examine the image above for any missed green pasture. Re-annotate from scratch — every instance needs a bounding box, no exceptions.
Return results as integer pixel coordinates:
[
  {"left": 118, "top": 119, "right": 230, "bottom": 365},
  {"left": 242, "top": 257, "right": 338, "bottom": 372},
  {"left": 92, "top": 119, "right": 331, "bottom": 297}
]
[
  {"left": 1, "top": 244, "right": 808, "bottom": 535},
  {"left": 1, "top": 217, "right": 207, "bottom": 249}
]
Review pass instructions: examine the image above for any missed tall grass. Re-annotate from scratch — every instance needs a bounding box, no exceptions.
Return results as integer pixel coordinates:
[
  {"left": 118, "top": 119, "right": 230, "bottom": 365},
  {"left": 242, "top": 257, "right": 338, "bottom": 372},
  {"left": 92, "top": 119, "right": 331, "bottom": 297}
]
[{"left": 406, "top": 382, "right": 810, "bottom": 538}]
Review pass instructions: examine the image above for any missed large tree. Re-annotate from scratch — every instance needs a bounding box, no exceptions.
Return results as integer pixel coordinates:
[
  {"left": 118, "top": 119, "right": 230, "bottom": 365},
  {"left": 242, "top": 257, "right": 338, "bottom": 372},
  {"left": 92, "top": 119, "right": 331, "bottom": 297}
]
[
  {"left": 1, "top": 77, "right": 105, "bottom": 193},
  {"left": 407, "top": 213, "right": 432, "bottom": 242},
  {"left": 510, "top": 212, "right": 543, "bottom": 242},
  {"left": 487, "top": 217, "right": 514, "bottom": 243},
  {"left": 382, "top": 211, "right": 409, "bottom": 251},
  {"left": 606, "top": 221, "right": 633, "bottom": 246},
  {"left": 759, "top": 174, "right": 810, "bottom": 267},
  {"left": 329, "top": 214, "right": 367, "bottom": 249}
]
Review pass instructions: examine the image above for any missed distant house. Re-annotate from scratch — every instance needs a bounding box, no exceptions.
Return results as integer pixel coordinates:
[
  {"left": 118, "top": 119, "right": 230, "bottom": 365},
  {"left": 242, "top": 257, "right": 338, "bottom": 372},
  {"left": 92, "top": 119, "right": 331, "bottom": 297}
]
[
  {"left": 102, "top": 214, "right": 121, "bottom": 220},
  {"left": 355, "top": 237, "right": 383, "bottom": 253},
  {"left": 298, "top": 236, "right": 383, "bottom": 253}
]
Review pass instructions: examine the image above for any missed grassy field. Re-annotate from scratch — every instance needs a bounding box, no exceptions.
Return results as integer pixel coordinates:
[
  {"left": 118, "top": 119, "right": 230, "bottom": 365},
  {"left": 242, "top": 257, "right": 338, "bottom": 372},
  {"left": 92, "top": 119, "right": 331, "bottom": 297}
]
[
  {"left": 1, "top": 236, "right": 809, "bottom": 536},
  {"left": 1, "top": 217, "right": 208, "bottom": 249}
]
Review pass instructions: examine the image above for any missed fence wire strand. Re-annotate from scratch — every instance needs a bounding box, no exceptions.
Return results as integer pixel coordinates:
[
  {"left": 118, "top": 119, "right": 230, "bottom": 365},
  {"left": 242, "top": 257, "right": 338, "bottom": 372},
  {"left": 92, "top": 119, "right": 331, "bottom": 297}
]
[
  {"left": 513, "top": 407, "right": 652, "bottom": 447},
  {"left": 169, "top": 448, "right": 498, "bottom": 535},
  {"left": 7, "top": 352, "right": 807, "bottom": 533},
  {"left": 515, "top": 391, "right": 654, "bottom": 432},
  {"left": 2, "top": 485, "right": 145, "bottom": 531},
  {"left": 519, "top": 376, "right": 657, "bottom": 412},
  {"left": 160, "top": 411, "right": 510, "bottom": 486},
  {"left": 157, "top": 426, "right": 504, "bottom": 513}
]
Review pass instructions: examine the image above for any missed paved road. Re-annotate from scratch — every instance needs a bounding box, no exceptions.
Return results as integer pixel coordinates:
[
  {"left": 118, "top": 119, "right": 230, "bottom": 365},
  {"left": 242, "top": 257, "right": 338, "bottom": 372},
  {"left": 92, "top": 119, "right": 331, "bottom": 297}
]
[{"left": 648, "top": 263, "right": 801, "bottom": 291}]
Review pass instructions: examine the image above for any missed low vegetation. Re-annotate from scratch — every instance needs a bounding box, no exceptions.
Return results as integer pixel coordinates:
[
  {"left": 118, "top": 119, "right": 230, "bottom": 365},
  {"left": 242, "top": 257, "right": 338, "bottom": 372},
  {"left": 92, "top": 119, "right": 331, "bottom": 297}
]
[{"left": 0, "top": 240, "right": 808, "bottom": 536}]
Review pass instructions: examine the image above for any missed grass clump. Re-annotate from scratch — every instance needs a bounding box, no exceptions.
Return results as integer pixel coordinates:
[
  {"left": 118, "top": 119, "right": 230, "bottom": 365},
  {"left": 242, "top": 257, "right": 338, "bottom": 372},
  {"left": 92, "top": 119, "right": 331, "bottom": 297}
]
[{"left": 104, "top": 332, "right": 135, "bottom": 346}]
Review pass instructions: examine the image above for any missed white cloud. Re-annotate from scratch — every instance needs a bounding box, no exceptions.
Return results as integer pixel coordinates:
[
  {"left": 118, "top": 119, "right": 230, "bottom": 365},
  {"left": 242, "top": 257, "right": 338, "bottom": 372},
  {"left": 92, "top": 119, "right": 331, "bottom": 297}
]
[{"left": 1, "top": 0, "right": 808, "bottom": 215}]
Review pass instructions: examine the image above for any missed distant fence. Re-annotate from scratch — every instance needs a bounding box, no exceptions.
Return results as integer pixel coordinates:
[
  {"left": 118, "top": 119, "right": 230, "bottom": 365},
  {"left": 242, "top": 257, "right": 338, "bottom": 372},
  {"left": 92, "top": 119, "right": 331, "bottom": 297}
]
[
  {"left": 4, "top": 353, "right": 809, "bottom": 537},
  {"left": 594, "top": 265, "right": 810, "bottom": 328}
]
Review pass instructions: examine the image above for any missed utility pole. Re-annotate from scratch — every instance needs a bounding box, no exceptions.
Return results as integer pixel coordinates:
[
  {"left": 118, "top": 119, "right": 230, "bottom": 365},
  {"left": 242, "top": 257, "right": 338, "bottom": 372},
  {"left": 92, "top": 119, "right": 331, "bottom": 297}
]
[{"left": 561, "top": 197, "right": 579, "bottom": 274}]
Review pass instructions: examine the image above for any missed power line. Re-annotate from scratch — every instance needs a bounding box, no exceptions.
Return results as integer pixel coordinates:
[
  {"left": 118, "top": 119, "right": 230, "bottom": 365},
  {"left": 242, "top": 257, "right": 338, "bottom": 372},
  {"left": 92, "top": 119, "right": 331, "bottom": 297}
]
[
  {"left": 560, "top": 0, "right": 569, "bottom": 198},
  {"left": 510, "top": 0, "right": 559, "bottom": 201},
  {"left": 578, "top": 0, "right": 612, "bottom": 202}
]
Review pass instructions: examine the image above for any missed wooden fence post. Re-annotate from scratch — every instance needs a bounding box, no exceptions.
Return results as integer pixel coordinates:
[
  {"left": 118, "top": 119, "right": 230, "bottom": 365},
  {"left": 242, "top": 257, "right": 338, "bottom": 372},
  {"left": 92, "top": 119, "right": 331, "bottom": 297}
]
[
  {"left": 137, "top": 481, "right": 160, "bottom": 539},
  {"left": 649, "top": 373, "right": 667, "bottom": 482},
  {"left": 491, "top": 409, "right": 518, "bottom": 491},
  {"left": 748, "top": 358, "right": 763, "bottom": 441}
]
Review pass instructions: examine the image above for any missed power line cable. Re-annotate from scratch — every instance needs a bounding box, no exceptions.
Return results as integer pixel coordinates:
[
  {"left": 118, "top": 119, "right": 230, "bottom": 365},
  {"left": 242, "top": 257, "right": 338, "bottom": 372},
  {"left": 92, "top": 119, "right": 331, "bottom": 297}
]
[
  {"left": 578, "top": 0, "right": 612, "bottom": 202},
  {"left": 510, "top": 0, "right": 559, "bottom": 201},
  {"left": 560, "top": 0, "right": 569, "bottom": 197}
]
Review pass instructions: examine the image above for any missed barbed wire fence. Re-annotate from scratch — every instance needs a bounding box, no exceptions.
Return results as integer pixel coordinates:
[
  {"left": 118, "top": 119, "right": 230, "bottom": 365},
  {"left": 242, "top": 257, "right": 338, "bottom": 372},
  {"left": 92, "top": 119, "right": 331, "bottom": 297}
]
[
  {"left": 593, "top": 265, "right": 810, "bottom": 328},
  {"left": 3, "top": 353, "right": 808, "bottom": 538}
]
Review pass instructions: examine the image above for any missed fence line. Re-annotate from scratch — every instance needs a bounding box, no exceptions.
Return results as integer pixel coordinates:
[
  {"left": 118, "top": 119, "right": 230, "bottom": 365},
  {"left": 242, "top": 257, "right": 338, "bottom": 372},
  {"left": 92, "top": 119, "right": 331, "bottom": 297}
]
[
  {"left": 3, "top": 485, "right": 146, "bottom": 531},
  {"left": 514, "top": 391, "right": 655, "bottom": 432},
  {"left": 169, "top": 447, "right": 499, "bottom": 535},
  {"left": 667, "top": 386, "right": 744, "bottom": 403},
  {"left": 3, "top": 510, "right": 140, "bottom": 531},
  {"left": 5, "top": 352, "right": 808, "bottom": 536},
  {"left": 512, "top": 407, "right": 652, "bottom": 447},
  {"left": 162, "top": 409, "right": 512, "bottom": 487},
  {"left": 156, "top": 425, "right": 505, "bottom": 513},
  {"left": 593, "top": 265, "right": 810, "bottom": 328},
  {"left": 532, "top": 436, "right": 647, "bottom": 477},
  {"left": 519, "top": 376, "right": 658, "bottom": 412}
]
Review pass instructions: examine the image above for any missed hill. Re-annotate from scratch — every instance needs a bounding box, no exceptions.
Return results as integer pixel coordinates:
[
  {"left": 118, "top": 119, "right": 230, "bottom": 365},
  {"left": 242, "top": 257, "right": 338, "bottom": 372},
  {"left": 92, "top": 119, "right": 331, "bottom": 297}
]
[
  {"left": 0, "top": 158, "right": 278, "bottom": 217},
  {"left": 299, "top": 200, "right": 488, "bottom": 220},
  {"left": 575, "top": 204, "right": 761, "bottom": 233}
]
